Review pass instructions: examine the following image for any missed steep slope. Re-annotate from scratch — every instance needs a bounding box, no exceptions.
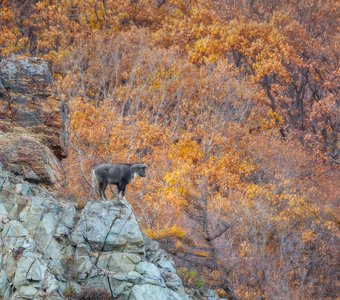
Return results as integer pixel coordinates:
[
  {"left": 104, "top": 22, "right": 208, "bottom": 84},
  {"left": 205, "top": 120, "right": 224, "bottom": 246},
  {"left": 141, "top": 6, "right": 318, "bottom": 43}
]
[{"left": 0, "top": 57, "right": 224, "bottom": 300}]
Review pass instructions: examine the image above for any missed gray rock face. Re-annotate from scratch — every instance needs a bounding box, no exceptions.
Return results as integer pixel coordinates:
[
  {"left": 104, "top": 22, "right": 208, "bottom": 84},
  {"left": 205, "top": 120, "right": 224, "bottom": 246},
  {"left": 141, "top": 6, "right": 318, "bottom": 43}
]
[
  {"left": 0, "top": 165, "right": 221, "bottom": 300},
  {"left": 0, "top": 57, "right": 53, "bottom": 95},
  {"left": 70, "top": 200, "right": 144, "bottom": 253}
]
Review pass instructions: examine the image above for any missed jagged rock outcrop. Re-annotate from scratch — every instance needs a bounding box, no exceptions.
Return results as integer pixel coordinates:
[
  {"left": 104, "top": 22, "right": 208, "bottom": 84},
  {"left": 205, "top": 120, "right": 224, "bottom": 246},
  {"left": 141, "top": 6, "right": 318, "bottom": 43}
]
[
  {"left": 0, "top": 57, "right": 66, "bottom": 185},
  {"left": 0, "top": 164, "right": 223, "bottom": 300}
]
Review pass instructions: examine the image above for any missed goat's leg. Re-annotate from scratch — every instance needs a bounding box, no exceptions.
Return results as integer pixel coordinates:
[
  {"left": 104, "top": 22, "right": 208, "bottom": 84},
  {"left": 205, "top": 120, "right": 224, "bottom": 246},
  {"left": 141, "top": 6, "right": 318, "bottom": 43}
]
[
  {"left": 118, "top": 183, "right": 126, "bottom": 199},
  {"left": 102, "top": 183, "right": 108, "bottom": 200},
  {"left": 99, "top": 182, "right": 108, "bottom": 200},
  {"left": 121, "top": 185, "right": 126, "bottom": 197},
  {"left": 99, "top": 182, "right": 103, "bottom": 199}
]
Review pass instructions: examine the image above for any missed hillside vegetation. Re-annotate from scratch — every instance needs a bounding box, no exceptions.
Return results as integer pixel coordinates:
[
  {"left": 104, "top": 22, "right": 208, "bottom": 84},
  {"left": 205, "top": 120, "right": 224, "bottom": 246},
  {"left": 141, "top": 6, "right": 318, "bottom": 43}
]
[{"left": 1, "top": 0, "right": 339, "bottom": 298}]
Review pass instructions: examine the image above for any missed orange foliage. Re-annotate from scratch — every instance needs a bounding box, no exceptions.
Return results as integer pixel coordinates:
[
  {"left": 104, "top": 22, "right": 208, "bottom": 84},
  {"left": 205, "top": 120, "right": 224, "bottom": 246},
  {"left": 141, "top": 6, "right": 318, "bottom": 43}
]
[{"left": 1, "top": 0, "right": 339, "bottom": 299}]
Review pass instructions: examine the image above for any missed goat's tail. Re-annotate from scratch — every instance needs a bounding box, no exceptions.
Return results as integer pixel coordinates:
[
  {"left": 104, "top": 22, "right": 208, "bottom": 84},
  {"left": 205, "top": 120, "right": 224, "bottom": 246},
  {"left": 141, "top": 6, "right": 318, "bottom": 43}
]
[{"left": 91, "top": 168, "right": 97, "bottom": 196}]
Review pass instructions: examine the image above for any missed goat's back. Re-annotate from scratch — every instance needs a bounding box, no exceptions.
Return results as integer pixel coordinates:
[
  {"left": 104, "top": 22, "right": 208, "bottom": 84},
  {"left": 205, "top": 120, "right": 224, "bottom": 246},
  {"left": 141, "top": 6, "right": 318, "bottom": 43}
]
[{"left": 94, "top": 163, "right": 132, "bottom": 184}]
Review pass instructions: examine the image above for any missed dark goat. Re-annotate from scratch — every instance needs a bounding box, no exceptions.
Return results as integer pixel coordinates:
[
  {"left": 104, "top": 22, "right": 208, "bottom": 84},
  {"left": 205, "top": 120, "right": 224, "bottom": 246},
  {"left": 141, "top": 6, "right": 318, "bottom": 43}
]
[{"left": 92, "top": 163, "right": 147, "bottom": 199}]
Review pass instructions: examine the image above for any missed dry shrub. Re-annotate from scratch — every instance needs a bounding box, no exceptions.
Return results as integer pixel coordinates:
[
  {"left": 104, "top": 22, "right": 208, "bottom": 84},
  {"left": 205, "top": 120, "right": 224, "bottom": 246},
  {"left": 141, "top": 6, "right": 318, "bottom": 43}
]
[{"left": 75, "top": 287, "right": 111, "bottom": 300}]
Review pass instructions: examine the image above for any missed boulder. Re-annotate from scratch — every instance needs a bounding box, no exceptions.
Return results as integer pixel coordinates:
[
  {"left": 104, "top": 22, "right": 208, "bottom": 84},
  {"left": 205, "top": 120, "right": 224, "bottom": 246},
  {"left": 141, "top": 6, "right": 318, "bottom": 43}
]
[
  {"left": 97, "top": 252, "right": 141, "bottom": 273},
  {"left": 17, "top": 286, "right": 38, "bottom": 299},
  {"left": 0, "top": 134, "right": 63, "bottom": 184},
  {"left": 2, "top": 220, "right": 28, "bottom": 238},
  {"left": 128, "top": 284, "right": 169, "bottom": 300},
  {"left": 70, "top": 199, "right": 144, "bottom": 253}
]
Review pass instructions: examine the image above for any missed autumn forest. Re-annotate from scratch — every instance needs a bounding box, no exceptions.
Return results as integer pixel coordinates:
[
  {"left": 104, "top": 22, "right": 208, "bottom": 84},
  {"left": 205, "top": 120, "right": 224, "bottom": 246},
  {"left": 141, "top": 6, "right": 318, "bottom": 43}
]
[{"left": 1, "top": 0, "right": 339, "bottom": 299}]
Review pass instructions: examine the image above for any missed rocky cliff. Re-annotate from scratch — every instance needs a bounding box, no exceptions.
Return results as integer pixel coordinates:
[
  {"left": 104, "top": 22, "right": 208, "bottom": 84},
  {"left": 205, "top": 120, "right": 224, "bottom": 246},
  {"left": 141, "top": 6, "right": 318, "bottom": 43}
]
[
  {"left": 0, "top": 57, "right": 66, "bottom": 186},
  {"left": 0, "top": 57, "right": 223, "bottom": 300},
  {"left": 0, "top": 164, "right": 195, "bottom": 300}
]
